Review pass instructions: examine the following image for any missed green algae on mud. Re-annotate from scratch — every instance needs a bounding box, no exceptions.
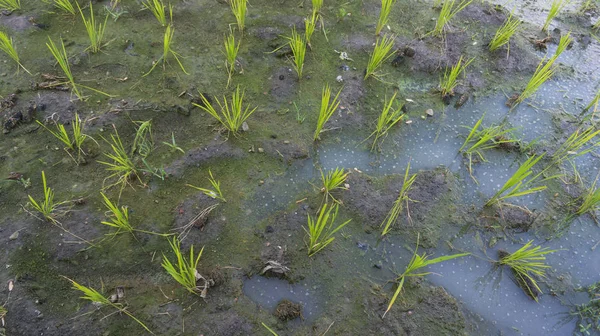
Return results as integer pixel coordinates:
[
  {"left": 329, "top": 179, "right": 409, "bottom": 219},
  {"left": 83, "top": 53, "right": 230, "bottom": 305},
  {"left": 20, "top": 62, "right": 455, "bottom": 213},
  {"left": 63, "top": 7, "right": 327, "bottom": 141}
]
[{"left": 0, "top": 0, "right": 599, "bottom": 335}]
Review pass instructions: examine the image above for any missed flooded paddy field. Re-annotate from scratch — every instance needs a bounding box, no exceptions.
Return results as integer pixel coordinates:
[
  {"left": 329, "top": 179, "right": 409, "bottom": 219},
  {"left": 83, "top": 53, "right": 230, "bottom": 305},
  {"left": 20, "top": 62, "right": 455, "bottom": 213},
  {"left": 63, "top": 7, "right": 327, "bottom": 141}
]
[{"left": 1, "top": 0, "right": 600, "bottom": 335}]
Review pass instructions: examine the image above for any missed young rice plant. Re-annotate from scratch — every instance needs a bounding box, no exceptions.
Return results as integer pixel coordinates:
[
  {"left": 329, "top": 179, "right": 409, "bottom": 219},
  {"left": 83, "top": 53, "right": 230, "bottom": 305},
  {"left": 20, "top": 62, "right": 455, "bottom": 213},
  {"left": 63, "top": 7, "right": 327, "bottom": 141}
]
[
  {"left": 364, "top": 33, "right": 396, "bottom": 80},
  {"left": 440, "top": 56, "right": 473, "bottom": 97},
  {"left": 287, "top": 27, "right": 306, "bottom": 80},
  {"left": 186, "top": 169, "right": 226, "bottom": 202},
  {"left": 27, "top": 171, "right": 68, "bottom": 223},
  {"left": 230, "top": 0, "right": 247, "bottom": 33},
  {"left": 576, "top": 173, "right": 600, "bottom": 216},
  {"left": 365, "top": 91, "right": 404, "bottom": 151},
  {"left": 37, "top": 113, "right": 93, "bottom": 164},
  {"left": 382, "top": 236, "right": 468, "bottom": 317},
  {"left": 381, "top": 162, "right": 417, "bottom": 237},
  {"left": 141, "top": 0, "right": 172, "bottom": 26},
  {"left": 144, "top": 24, "right": 188, "bottom": 76},
  {"left": 543, "top": 0, "right": 567, "bottom": 32},
  {"left": 320, "top": 167, "right": 349, "bottom": 202},
  {"left": 489, "top": 11, "right": 521, "bottom": 52},
  {"left": 162, "top": 236, "right": 205, "bottom": 294},
  {"left": 193, "top": 85, "right": 257, "bottom": 136},
  {"left": 304, "top": 203, "right": 351, "bottom": 257},
  {"left": 0, "top": 31, "right": 30, "bottom": 74},
  {"left": 432, "top": 0, "right": 473, "bottom": 37},
  {"left": 224, "top": 29, "right": 240, "bottom": 87},
  {"left": 48, "top": 0, "right": 76, "bottom": 15},
  {"left": 98, "top": 128, "right": 140, "bottom": 194},
  {"left": 314, "top": 84, "right": 342, "bottom": 141},
  {"left": 375, "top": 0, "right": 396, "bottom": 35},
  {"left": 485, "top": 154, "right": 547, "bottom": 206},
  {"left": 78, "top": 2, "right": 109, "bottom": 53},
  {"left": 132, "top": 119, "right": 154, "bottom": 158},
  {"left": 0, "top": 0, "right": 20, "bottom": 11}
]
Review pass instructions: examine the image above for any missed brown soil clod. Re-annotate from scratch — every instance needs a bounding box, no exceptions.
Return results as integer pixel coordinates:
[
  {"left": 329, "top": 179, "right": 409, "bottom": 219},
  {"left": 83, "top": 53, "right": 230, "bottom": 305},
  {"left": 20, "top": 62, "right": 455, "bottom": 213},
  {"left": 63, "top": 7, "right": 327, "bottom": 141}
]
[{"left": 274, "top": 299, "right": 303, "bottom": 321}]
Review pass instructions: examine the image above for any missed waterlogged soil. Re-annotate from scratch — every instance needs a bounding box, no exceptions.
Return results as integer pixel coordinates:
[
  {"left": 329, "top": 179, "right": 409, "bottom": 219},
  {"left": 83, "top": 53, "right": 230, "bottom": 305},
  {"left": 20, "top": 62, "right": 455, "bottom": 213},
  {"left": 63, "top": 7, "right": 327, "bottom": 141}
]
[{"left": 1, "top": 0, "right": 600, "bottom": 335}]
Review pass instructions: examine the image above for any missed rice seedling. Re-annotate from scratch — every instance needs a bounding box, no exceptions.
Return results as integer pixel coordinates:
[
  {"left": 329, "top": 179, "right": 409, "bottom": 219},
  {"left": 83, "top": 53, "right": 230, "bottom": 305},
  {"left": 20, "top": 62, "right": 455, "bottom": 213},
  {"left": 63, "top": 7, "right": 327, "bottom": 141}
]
[
  {"left": 36, "top": 113, "right": 94, "bottom": 164},
  {"left": 230, "top": 0, "right": 247, "bottom": 33},
  {"left": 286, "top": 27, "right": 306, "bottom": 80},
  {"left": 543, "top": 0, "right": 567, "bottom": 32},
  {"left": 375, "top": 0, "right": 396, "bottom": 35},
  {"left": 46, "top": 37, "right": 82, "bottom": 99},
  {"left": 223, "top": 29, "right": 240, "bottom": 87},
  {"left": 132, "top": 120, "right": 154, "bottom": 158},
  {"left": 312, "top": 0, "right": 323, "bottom": 14},
  {"left": 193, "top": 85, "right": 257, "bottom": 136},
  {"left": 365, "top": 91, "right": 405, "bottom": 151},
  {"left": 383, "top": 236, "right": 468, "bottom": 317},
  {"left": 78, "top": 2, "right": 109, "bottom": 53},
  {"left": 0, "top": 31, "right": 30, "bottom": 74},
  {"left": 141, "top": 0, "right": 172, "bottom": 26},
  {"left": 304, "top": 11, "right": 317, "bottom": 47},
  {"left": 186, "top": 169, "right": 226, "bottom": 202},
  {"left": 576, "top": 175, "right": 600, "bottom": 216},
  {"left": 497, "top": 241, "right": 556, "bottom": 301},
  {"left": 143, "top": 24, "right": 188, "bottom": 76},
  {"left": 485, "top": 154, "right": 547, "bottom": 207},
  {"left": 319, "top": 167, "right": 349, "bottom": 202},
  {"left": 304, "top": 203, "right": 351, "bottom": 257},
  {"left": 0, "top": 0, "right": 20, "bottom": 11},
  {"left": 552, "top": 126, "right": 600, "bottom": 167},
  {"left": 570, "top": 282, "right": 600, "bottom": 334},
  {"left": 488, "top": 11, "right": 521, "bottom": 52},
  {"left": 314, "top": 84, "right": 342, "bottom": 141},
  {"left": 162, "top": 236, "right": 205, "bottom": 294},
  {"left": 584, "top": 89, "right": 600, "bottom": 111},
  {"left": 431, "top": 0, "right": 473, "bottom": 37},
  {"left": 162, "top": 132, "right": 184, "bottom": 153},
  {"left": 380, "top": 162, "right": 417, "bottom": 237},
  {"left": 459, "top": 115, "right": 517, "bottom": 181},
  {"left": 100, "top": 192, "right": 134, "bottom": 236},
  {"left": 440, "top": 56, "right": 473, "bottom": 97},
  {"left": 554, "top": 31, "right": 572, "bottom": 57},
  {"left": 48, "top": 0, "right": 76, "bottom": 15},
  {"left": 98, "top": 128, "right": 141, "bottom": 194},
  {"left": 364, "top": 33, "right": 396, "bottom": 80},
  {"left": 515, "top": 57, "right": 556, "bottom": 105},
  {"left": 63, "top": 277, "right": 153, "bottom": 333},
  {"left": 27, "top": 171, "right": 69, "bottom": 223}
]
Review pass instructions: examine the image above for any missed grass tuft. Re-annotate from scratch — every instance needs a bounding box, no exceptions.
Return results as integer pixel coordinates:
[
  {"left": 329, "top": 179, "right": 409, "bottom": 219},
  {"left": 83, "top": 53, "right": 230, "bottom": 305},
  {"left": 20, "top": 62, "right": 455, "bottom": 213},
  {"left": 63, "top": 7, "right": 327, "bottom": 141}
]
[
  {"left": 314, "top": 83, "right": 342, "bottom": 141},
  {"left": 162, "top": 236, "right": 205, "bottom": 294},
  {"left": 366, "top": 91, "right": 404, "bottom": 151},
  {"left": 132, "top": 119, "right": 154, "bottom": 158},
  {"left": 383, "top": 235, "right": 468, "bottom": 317},
  {"left": 489, "top": 11, "right": 521, "bottom": 52},
  {"left": 230, "top": 0, "right": 247, "bottom": 33},
  {"left": 286, "top": 27, "right": 306, "bottom": 80},
  {"left": 375, "top": 0, "right": 396, "bottom": 35},
  {"left": 364, "top": 34, "right": 396, "bottom": 80},
  {"left": 78, "top": 2, "right": 109, "bottom": 53},
  {"left": 37, "top": 113, "right": 93, "bottom": 164},
  {"left": 186, "top": 169, "right": 226, "bottom": 202},
  {"left": 193, "top": 85, "right": 257, "bottom": 136},
  {"left": 0, "top": 30, "right": 30, "bottom": 74},
  {"left": 141, "top": 0, "right": 172, "bottom": 26},
  {"left": 100, "top": 192, "right": 134, "bottom": 236},
  {"left": 46, "top": 37, "right": 81, "bottom": 99},
  {"left": 0, "top": 0, "right": 20, "bottom": 11},
  {"left": 543, "top": 0, "right": 567, "bottom": 32},
  {"left": 485, "top": 154, "right": 547, "bottom": 206},
  {"left": 432, "top": 0, "right": 473, "bottom": 37},
  {"left": 304, "top": 203, "right": 351, "bottom": 257},
  {"left": 380, "top": 162, "right": 417, "bottom": 237},
  {"left": 320, "top": 167, "right": 349, "bottom": 202},
  {"left": 497, "top": 241, "right": 556, "bottom": 301},
  {"left": 224, "top": 29, "right": 240, "bottom": 87},
  {"left": 98, "top": 128, "right": 140, "bottom": 195},
  {"left": 440, "top": 55, "right": 473, "bottom": 97},
  {"left": 27, "top": 171, "right": 68, "bottom": 223},
  {"left": 144, "top": 24, "right": 188, "bottom": 76}
]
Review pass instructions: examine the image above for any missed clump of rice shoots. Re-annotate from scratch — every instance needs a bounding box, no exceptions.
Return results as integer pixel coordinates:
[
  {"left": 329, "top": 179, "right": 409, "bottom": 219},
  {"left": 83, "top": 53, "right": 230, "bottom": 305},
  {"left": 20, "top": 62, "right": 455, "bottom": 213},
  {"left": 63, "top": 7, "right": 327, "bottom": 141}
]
[
  {"left": 543, "top": 0, "right": 567, "bottom": 32},
  {"left": 314, "top": 83, "right": 342, "bottom": 141},
  {"left": 224, "top": 29, "right": 240, "bottom": 87},
  {"left": 36, "top": 113, "right": 93, "bottom": 164},
  {"left": 144, "top": 24, "right": 188, "bottom": 76},
  {"left": 364, "top": 33, "right": 396, "bottom": 80},
  {"left": 459, "top": 114, "right": 517, "bottom": 181},
  {"left": 162, "top": 236, "right": 206, "bottom": 294},
  {"left": 380, "top": 162, "right": 417, "bottom": 237},
  {"left": 485, "top": 154, "right": 547, "bottom": 207},
  {"left": 0, "top": 31, "right": 30, "bottom": 74},
  {"left": 27, "top": 171, "right": 69, "bottom": 223},
  {"left": 432, "top": 0, "right": 473, "bottom": 37},
  {"left": 46, "top": 0, "right": 76, "bottom": 15},
  {"left": 304, "top": 203, "right": 351, "bottom": 257},
  {"left": 98, "top": 128, "right": 141, "bottom": 195},
  {"left": 319, "top": 167, "right": 349, "bottom": 202},
  {"left": 584, "top": 89, "right": 600, "bottom": 112},
  {"left": 440, "top": 56, "right": 473, "bottom": 98},
  {"left": 186, "top": 169, "right": 226, "bottom": 202},
  {"left": 141, "top": 0, "right": 172, "bottom": 26},
  {"left": 383, "top": 236, "right": 468, "bottom": 317},
  {"left": 0, "top": 0, "right": 20, "bottom": 11},
  {"left": 193, "top": 85, "right": 257, "bottom": 136},
  {"left": 488, "top": 11, "right": 521, "bottom": 52},
  {"left": 375, "top": 0, "right": 396, "bottom": 35},
  {"left": 497, "top": 241, "right": 556, "bottom": 300},
  {"left": 78, "top": 2, "right": 109, "bottom": 53},
  {"left": 286, "top": 27, "right": 306, "bottom": 80},
  {"left": 576, "top": 173, "right": 600, "bottom": 216},
  {"left": 365, "top": 91, "right": 405, "bottom": 151},
  {"left": 304, "top": 11, "right": 317, "bottom": 47},
  {"left": 551, "top": 126, "right": 600, "bottom": 168},
  {"left": 230, "top": 0, "right": 247, "bottom": 33}
]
